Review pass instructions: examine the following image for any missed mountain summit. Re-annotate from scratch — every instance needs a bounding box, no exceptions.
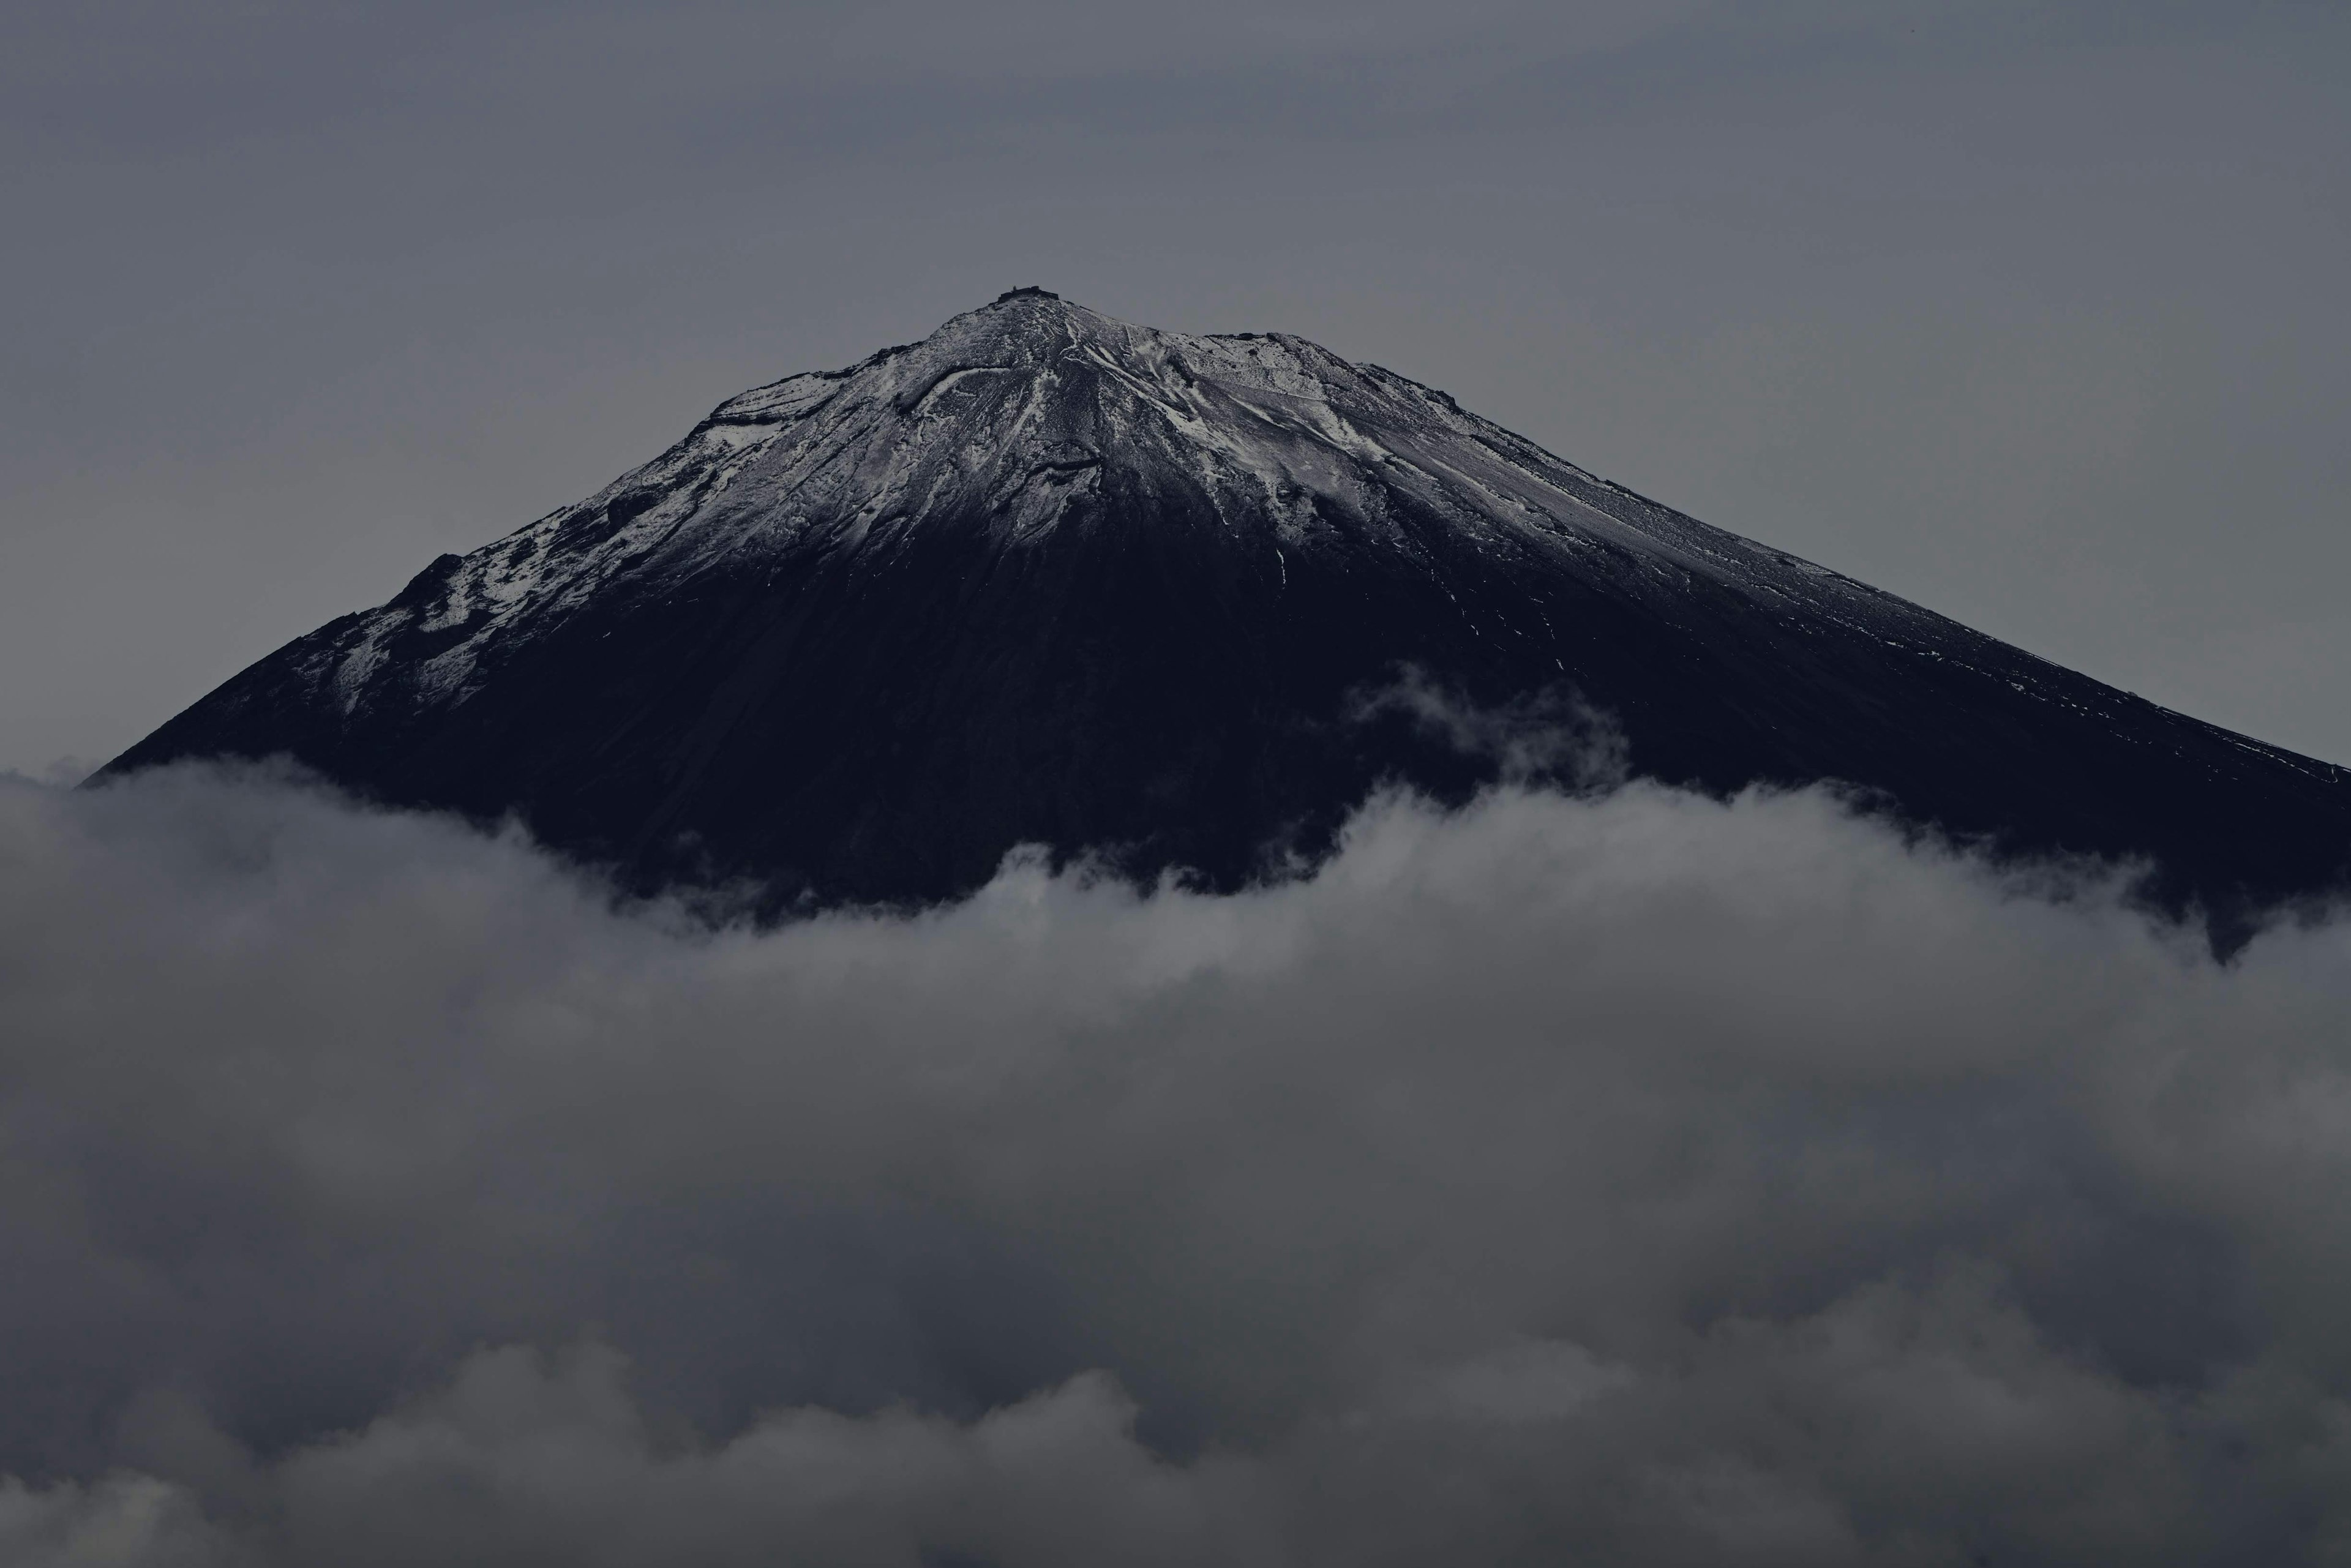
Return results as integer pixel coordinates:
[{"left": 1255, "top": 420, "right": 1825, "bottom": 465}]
[{"left": 101, "top": 291, "right": 2351, "bottom": 921}]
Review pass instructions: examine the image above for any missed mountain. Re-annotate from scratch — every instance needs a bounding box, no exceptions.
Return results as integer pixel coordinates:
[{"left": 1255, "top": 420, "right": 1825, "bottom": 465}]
[{"left": 99, "top": 288, "right": 2351, "bottom": 927}]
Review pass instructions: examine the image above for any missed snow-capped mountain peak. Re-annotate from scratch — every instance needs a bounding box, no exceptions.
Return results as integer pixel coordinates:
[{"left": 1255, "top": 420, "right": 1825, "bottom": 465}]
[{"left": 102, "top": 293, "right": 2351, "bottom": 929}]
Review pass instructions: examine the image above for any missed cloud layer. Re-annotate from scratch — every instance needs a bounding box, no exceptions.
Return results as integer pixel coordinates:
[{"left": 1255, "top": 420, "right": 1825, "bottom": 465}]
[{"left": 4, "top": 765, "right": 2351, "bottom": 1564}]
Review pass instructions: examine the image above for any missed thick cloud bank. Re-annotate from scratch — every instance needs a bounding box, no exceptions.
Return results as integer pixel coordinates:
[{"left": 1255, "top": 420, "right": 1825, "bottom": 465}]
[{"left": 4, "top": 765, "right": 2351, "bottom": 1565}]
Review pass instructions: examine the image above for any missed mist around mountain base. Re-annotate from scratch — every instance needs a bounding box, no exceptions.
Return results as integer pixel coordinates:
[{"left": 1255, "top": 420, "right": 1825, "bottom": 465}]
[{"left": 5, "top": 745, "right": 2351, "bottom": 1566}]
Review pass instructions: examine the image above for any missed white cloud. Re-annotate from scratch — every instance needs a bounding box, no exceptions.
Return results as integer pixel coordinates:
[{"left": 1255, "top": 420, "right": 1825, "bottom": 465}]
[{"left": 1, "top": 763, "right": 2348, "bottom": 1562}]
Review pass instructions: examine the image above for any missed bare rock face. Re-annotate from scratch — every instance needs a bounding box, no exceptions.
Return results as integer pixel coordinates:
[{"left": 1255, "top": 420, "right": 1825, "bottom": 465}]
[{"left": 100, "top": 289, "right": 2351, "bottom": 923}]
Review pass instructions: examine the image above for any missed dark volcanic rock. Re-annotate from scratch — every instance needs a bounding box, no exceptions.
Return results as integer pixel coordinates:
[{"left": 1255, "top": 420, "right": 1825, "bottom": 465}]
[{"left": 99, "top": 290, "right": 2351, "bottom": 925}]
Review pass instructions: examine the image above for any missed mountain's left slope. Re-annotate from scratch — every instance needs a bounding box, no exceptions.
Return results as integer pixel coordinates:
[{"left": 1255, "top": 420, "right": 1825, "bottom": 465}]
[{"left": 97, "top": 290, "right": 2351, "bottom": 922}]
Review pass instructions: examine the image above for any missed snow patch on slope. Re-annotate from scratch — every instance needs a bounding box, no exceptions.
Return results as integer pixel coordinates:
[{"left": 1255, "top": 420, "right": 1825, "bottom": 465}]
[{"left": 293, "top": 292, "right": 2069, "bottom": 737}]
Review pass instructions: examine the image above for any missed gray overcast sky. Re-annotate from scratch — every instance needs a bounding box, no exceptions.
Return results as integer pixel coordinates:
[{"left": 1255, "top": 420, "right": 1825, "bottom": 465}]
[{"left": 5, "top": 0, "right": 2347, "bottom": 775}]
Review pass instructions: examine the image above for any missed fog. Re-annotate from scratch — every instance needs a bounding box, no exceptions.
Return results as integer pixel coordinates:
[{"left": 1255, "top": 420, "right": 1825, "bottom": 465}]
[{"left": 3, "top": 762, "right": 2349, "bottom": 1564}]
